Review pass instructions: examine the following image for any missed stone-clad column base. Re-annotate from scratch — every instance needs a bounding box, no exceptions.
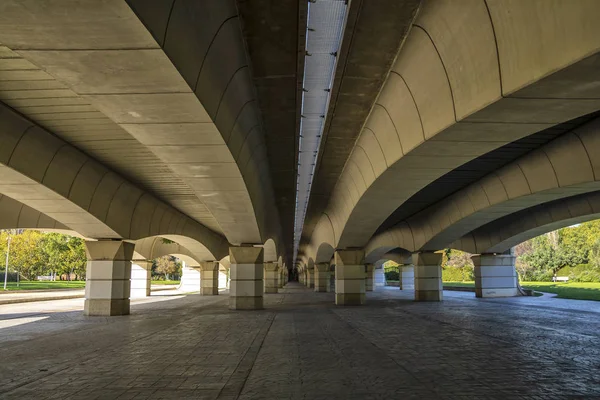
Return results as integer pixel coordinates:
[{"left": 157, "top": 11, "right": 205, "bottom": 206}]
[
  {"left": 306, "top": 267, "right": 315, "bottom": 288},
  {"left": 335, "top": 250, "right": 366, "bottom": 306},
  {"left": 365, "top": 264, "right": 374, "bottom": 292},
  {"left": 264, "top": 262, "right": 279, "bottom": 294},
  {"left": 314, "top": 263, "right": 329, "bottom": 292},
  {"left": 179, "top": 264, "right": 201, "bottom": 293},
  {"left": 413, "top": 252, "right": 443, "bottom": 302},
  {"left": 229, "top": 246, "right": 264, "bottom": 310},
  {"left": 84, "top": 240, "right": 134, "bottom": 316},
  {"left": 374, "top": 267, "right": 385, "bottom": 289},
  {"left": 131, "top": 260, "right": 152, "bottom": 298},
  {"left": 200, "top": 261, "right": 219, "bottom": 295},
  {"left": 400, "top": 265, "right": 415, "bottom": 290},
  {"left": 472, "top": 254, "right": 519, "bottom": 298}
]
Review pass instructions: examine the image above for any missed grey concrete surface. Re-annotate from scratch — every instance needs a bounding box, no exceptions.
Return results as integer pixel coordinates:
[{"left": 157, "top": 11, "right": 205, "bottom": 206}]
[{"left": 0, "top": 284, "right": 598, "bottom": 399}]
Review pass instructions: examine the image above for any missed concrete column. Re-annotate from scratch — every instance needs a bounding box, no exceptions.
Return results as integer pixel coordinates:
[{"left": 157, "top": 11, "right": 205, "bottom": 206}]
[
  {"left": 264, "top": 262, "right": 279, "bottom": 294},
  {"left": 131, "top": 260, "right": 152, "bottom": 298},
  {"left": 400, "top": 265, "right": 415, "bottom": 290},
  {"left": 84, "top": 240, "right": 134, "bottom": 316},
  {"left": 472, "top": 254, "right": 519, "bottom": 298},
  {"left": 278, "top": 267, "right": 284, "bottom": 288},
  {"left": 306, "top": 266, "right": 315, "bottom": 288},
  {"left": 314, "top": 263, "right": 329, "bottom": 292},
  {"left": 365, "top": 264, "right": 375, "bottom": 292},
  {"left": 328, "top": 265, "right": 334, "bottom": 292},
  {"left": 199, "top": 261, "right": 219, "bottom": 295},
  {"left": 413, "top": 252, "right": 443, "bottom": 302},
  {"left": 218, "top": 269, "right": 228, "bottom": 289},
  {"left": 179, "top": 263, "right": 201, "bottom": 293},
  {"left": 230, "top": 246, "right": 264, "bottom": 310},
  {"left": 374, "top": 267, "right": 386, "bottom": 289},
  {"left": 334, "top": 249, "right": 366, "bottom": 306}
]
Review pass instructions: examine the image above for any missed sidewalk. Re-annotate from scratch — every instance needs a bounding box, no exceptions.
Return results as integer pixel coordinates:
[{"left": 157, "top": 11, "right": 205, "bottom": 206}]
[
  {"left": 0, "top": 284, "right": 179, "bottom": 305},
  {"left": 0, "top": 289, "right": 84, "bottom": 305}
]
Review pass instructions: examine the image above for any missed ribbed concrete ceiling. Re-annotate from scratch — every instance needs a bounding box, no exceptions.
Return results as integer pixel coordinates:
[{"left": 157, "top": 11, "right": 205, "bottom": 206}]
[
  {"left": 376, "top": 110, "right": 600, "bottom": 234},
  {"left": 236, "top": 0, "right": 305, "bottom": 265},
  {"left": 297, "top": 0, "right": 421, "bottom": 253}
]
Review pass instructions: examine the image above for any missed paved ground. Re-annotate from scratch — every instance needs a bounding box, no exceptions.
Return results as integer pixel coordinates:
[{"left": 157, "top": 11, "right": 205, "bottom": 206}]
[{"left": 0, "top": 284, "right": 599, "bottom": 399}]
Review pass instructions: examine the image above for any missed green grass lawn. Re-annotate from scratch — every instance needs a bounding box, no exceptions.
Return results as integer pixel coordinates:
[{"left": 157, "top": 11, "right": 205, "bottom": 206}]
[
  {"left": 443, "top": 281, "right": 600, "bottom": 301},
  {"left": 520, "top": 281, "right": 600, "bottom": 301},
  {"left": 151, "top": 280, "right": 180, "bottom": 285},
  {"left": 1, "top": 281, "right": 85, "bottom": 291},
  {"left": 443, "top": 281, "right": 475, "bottom": 288}
]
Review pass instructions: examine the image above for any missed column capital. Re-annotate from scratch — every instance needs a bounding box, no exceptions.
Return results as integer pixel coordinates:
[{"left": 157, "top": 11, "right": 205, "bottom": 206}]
[
  {"left": 334, "top": 249, "right": 365, "bottom": 266},
  {"left": 85, "top": 240, "right": 134, "bottom": 261},
  {"left": 199, "top": 260, "right": 219, "bottom": 271},
  {"left": 412, "top": 251, "right": 443, "bottom": 266},
  {"left": 230, "top": 246, "right": 263, "bottom": 264}
]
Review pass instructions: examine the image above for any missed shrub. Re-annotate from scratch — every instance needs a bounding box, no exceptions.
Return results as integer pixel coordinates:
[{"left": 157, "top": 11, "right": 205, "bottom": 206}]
[
  {"left": 442, "top": 265, "right": 473, "bottom": 282},
  {"left": 385, "top": 270, "right": 399, "bottom": 281}
]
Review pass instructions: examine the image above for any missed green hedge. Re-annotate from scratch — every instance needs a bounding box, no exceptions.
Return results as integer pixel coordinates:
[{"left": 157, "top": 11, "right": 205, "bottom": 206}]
[
  {"left": 385, "top": 270, "right": 399, "bottom": 281},
  {"left": 555, "top": 264, "right": 600, "bottom": 282},
  {"left": 442, "top": 266, "right": 474, "bottom": 282}
]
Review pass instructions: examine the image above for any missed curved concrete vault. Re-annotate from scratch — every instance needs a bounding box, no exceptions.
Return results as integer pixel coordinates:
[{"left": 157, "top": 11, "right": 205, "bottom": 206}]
[
  {"left": 0, "top": 0, "right": 289, "bottom": 262},
  {"left": 303, "top": 0, "right": 600, "bottom": 265}
]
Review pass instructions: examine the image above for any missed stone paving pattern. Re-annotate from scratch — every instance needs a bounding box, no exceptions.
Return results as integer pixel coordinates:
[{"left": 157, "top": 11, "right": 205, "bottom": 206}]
[{"left": 0, "top": 284, "right": 599, "bottom": 399}]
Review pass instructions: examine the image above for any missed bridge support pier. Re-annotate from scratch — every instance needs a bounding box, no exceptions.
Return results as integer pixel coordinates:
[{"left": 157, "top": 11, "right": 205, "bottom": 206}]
[
  {"left": 229, "top": 246, "right": 264, "bottom": 310},
  {"left": 264, "top": 262, "right": 279, "bottom": 294},
  {"left": 84, "top": 240, "right": 134, "bottom": 316},
  {"left": 200, "top": 261, "right": 219, "bottom": 295},
  {"left": 334, "top": 250, "right": 366, "bottom": 306},
  {"left": 374, "top": 266, "right": 385, "bottom": 289},
  {"left": 306, "top": 266, "right": 315, "bottom": 288},
  {"left": 400, "top": 265, "right": 415, "bottom": 290},
  {"left": 472, "top": 254, "right": 519, "bottom": 298},
  {"left": 179, "top": 263, "right": 201, "bottom": 293},
  {"left": 131, "top": 260, "right": 152, "bottom": 298},
  {"left": 314, "top": 263, "right": 329, "bottom": 292},
  {"left": 413, "top": 252, "right": 443, "bottom": 302},
  {"left": 365, "top": 264, "right": 374, "bottom": 291}
]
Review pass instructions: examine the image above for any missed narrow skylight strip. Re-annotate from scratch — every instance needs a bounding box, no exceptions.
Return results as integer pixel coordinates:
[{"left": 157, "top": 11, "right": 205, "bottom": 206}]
[{"left": 293, "top": 0, "right": 349, "bottom": 265}]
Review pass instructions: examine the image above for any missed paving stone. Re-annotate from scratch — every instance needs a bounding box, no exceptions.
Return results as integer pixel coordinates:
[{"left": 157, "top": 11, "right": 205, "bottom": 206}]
[{"left": 0, "top": 285, "right": 598, "bottom": 399}]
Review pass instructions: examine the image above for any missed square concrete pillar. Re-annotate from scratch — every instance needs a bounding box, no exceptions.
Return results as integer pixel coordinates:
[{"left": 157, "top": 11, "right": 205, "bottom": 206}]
[
  {"left": 374, "top": 266, "right": 386, "bottom": 289},
  {"left": 412, "top": 252, "right": 443, "bottom": 302},
  {"left": 179, "top": 263, "right": 201, "bottom": 293},
  {"left": 314, "top": 263, "right": 329, "bottom": 292},
  {"left": 400, "top": 265, "right": 415, "bottom": 290},
  {"left": 229, "top": 246, "right": 264, "bottom": 310},
  {"left": 306, "top": 266, "right": 315, "bottom": 288},
  {"left": 472, "top": 254, "right": 519, "bottom": 298},
  {"left": 200, "top": 261, "right": 219, "bottom": 295},
  {"left": 278, "top": 267, "right": 285, "bottom": 288},
  {"left": 264, "top": 262, "right": 279, "bottom": 293},
  {"left": 335, "top": 250, "right": 366, "bottom": 306},
  {"left": 218, "top": 268, "right": 228, "bottom": 289},
  {"left": 84, "top": 240, "right": 134, "bottom": 316},
  {"left": 365, "top": 264, "right": 375, "bottom": 292},
  {"left": 131, "top": 260, "right": 152, "bottom": 298}
]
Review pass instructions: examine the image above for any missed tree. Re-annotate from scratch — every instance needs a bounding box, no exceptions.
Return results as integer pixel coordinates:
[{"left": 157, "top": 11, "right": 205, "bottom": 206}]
[
  {"left": 42, "top": 233, "right": 86, "bottom": 280},
  {"left": 154, "top": 256, "right": 181, "bottom": 280}
]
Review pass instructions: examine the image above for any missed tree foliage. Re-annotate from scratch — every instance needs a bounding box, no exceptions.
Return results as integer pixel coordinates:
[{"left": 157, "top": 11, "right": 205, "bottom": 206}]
[
  {"left": 153, "top": 255, "right": 181, "bottom": 280},
  {"left": 0, "top": 230, "right": 86, "bottom": 280}
]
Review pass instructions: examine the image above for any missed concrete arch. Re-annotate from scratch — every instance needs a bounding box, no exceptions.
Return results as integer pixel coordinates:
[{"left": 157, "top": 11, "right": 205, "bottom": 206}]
[
  {"left": 0, "top": 0, "right": 285, "bottom": 256},
  {"left": 365, "top": 246, "right": 412, "bottom": 265},
  {"left": 307, "top": 0, "right": 600, "bottom": 254},
  {"left": 368, "top": 117, "right": 600, "bottom": 254},
  {"left": 262, "top": 238, "right": 280, "bottom": 263},
  {"left": 0, "top": 194, "right": 69, "bottom": 231},
  {"left": 453, "top": 191, "right": 600, "bottom": 254},
  {"left": 0, "top": 103, "right": 229, "bottom": 259},
  {"left": 133, "top": 236, "right": 223, "bottom": 265}
]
